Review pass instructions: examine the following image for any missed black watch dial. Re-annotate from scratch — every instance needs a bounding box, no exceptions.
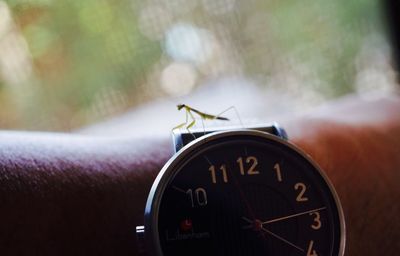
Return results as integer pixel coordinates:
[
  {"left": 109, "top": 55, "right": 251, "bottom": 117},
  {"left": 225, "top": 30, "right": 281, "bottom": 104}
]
[{"left": 147, "top": 131, "right": 343, "bottom": 256}]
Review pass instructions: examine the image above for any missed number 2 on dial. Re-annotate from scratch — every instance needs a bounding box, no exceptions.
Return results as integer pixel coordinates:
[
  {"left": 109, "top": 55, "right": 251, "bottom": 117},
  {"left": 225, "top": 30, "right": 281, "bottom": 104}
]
[{"left": 294, "top": 182, "right": 309, "bottom": 202}]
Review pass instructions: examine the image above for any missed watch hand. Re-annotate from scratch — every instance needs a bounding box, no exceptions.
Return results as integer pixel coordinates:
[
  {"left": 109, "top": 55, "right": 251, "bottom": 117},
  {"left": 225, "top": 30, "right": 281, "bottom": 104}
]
[
  {"left": 241, "top": 217, "right": 257, "bottom": 230},
  {"left": 261, "top": 227, "right": 305, "bottom": 252},
  {"left": 242, "top": 217, "right": 305, "bottom": 252},
  {"left": 261, "top": 207, "right": 327, "bottom": 225},
  {"left": 172, "top": 186, "right": 186, "bottom": 194}
]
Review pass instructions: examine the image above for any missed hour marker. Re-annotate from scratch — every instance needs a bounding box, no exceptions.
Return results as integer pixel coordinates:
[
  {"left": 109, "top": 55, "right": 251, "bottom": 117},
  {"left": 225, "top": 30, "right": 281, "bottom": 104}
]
[
  {"left": 273, "top": 162, "right": 283, "bottom": 182},
  {"left": 172, "top": 186, "right": 186, "bottom": 194}
]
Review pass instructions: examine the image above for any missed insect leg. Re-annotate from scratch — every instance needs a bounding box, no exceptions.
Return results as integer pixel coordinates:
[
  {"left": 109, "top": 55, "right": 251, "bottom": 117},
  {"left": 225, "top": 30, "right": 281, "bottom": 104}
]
[
  {"left": 172, "top": 108, "right": 189, "bottom": 131},
  {"left": 200, "top": 117, "right": 206, "bottom": 135},
  {"left": 186, "top": 110, "right": 196, "bottom": 130},
  {"left": 215, "top": 106, "right": 244, "bottom": 127}
]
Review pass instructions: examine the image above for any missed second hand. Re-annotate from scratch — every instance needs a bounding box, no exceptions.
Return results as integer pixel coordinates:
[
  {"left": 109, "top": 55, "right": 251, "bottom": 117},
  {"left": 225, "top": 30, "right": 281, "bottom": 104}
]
[
  {"left": 261, "top": 207, "right": 327, "bottom": 225},
  {"left": 242, "top": 217, "right": 305, "bottom": 252}
]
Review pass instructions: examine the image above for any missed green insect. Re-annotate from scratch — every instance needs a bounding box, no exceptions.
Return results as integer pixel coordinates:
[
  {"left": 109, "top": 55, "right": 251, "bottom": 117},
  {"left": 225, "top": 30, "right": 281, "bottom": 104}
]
[{"left": 173, "top": 104, "right": 230, "bottom": 131}]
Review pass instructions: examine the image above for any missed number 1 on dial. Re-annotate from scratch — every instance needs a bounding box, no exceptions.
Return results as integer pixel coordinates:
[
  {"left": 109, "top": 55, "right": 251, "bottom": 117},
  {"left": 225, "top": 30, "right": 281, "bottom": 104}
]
[{"left": 273, "top": 163, "right": 283, "bottom": 182}]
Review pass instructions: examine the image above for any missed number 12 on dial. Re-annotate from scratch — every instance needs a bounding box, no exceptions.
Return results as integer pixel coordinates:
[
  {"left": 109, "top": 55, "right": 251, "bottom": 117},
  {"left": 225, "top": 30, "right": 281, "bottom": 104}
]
[{"left": 208, "top": 156, "right": 261, "bottom": 184}]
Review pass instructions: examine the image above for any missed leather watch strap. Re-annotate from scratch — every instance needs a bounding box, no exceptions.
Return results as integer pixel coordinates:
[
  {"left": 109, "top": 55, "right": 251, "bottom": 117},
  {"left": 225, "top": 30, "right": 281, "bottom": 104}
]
[{"left": 173, "top": 122, "right": 288, "bottom": 153}]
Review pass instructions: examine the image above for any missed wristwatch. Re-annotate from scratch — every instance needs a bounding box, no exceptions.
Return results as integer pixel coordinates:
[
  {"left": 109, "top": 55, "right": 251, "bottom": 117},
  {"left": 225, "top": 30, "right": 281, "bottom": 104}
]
[{"left": 137, "top": 123, "right": 345, "bottom": 256}]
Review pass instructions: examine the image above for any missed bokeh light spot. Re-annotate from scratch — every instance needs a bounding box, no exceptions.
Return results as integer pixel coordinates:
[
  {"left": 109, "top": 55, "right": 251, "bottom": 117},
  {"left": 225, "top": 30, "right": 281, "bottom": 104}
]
[
  {"left": 160, "top": 62, "right": 197, "bottom": 96},
  {"left": 164, "top": 23, "right": 215, "bottom": 64}
]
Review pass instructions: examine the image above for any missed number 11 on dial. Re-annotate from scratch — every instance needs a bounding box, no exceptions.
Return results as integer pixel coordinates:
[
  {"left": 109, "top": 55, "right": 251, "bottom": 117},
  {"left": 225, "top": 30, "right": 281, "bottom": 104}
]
[{"left": 208, "top": 165, "right": 228, "bottom": 184}]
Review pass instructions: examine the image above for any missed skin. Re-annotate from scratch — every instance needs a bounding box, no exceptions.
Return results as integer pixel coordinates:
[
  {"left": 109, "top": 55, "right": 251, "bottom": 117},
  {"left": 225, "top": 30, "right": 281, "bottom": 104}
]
[
  {"left": 0, "top": 95, "right": 399, "bottom": 255},
  {"left": 283, "top": 95, "right": 400, "bottom": 255}
]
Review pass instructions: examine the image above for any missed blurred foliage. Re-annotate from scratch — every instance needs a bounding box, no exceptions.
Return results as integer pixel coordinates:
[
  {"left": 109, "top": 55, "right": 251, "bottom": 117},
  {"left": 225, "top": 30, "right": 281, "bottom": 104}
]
[{"left": 0, "top": 0, "right": 387, "bottom": 131}]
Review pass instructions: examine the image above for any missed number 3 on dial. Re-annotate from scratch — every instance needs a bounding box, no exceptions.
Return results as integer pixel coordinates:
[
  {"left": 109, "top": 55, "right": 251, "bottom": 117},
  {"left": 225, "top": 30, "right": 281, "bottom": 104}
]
[{"left": 309, "top": 212, "right": 322, "bottom": 230}]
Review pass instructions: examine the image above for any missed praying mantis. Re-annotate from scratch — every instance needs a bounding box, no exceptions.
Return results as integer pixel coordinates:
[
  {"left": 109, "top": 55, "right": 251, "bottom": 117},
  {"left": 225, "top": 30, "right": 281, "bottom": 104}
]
[{"left": 173, "top": 104, "right": 231, "bottom": 131}]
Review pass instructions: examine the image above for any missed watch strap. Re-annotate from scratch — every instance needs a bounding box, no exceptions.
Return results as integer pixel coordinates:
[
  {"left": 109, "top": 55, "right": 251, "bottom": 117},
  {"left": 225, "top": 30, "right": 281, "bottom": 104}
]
[{"left": 173, "top": 122, "right": 288, "bottom": 153}]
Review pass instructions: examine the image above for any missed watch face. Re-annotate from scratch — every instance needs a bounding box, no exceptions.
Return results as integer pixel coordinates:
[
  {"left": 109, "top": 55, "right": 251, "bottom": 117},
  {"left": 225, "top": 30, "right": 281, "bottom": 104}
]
[{"left": 145, "top": 130, "right": 344, "bottom": 256}]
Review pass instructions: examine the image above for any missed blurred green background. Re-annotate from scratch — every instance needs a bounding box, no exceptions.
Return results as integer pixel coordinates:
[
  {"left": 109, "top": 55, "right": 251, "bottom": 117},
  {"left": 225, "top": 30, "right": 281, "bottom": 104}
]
[{"left": 0, "top": 0, "right": 395, "bottom": 131}]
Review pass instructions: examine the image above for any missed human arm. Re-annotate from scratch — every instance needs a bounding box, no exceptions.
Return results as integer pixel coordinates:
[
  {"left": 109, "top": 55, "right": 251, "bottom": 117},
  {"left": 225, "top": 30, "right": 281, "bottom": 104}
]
[
  {"left": 0, "top": 94, "right": 399, "bottom": 255},
  {"left": 284, "top": 94, "right": 400, "bottom": 255},
  {"left": 0, "top": 134, "right": 171, "bottom": 255}
]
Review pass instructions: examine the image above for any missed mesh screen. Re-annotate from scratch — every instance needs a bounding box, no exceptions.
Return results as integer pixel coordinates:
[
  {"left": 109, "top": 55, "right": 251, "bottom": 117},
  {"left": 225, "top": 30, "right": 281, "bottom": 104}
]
[{"left": 0, "top": 0, "right": 395, "bottom": 131}]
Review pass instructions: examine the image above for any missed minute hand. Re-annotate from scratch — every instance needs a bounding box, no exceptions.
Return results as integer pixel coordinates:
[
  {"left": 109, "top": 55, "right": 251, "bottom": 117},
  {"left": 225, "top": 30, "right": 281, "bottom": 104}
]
[{"left": 261, "top": 207, "right": 327, "bottom": 225}]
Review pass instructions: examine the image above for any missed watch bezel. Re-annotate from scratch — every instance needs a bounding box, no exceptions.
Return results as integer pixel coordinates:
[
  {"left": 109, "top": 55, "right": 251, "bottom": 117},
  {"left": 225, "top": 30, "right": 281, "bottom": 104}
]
[{"left": 144, "top": 129, "right": 345, "bottom": 256}]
